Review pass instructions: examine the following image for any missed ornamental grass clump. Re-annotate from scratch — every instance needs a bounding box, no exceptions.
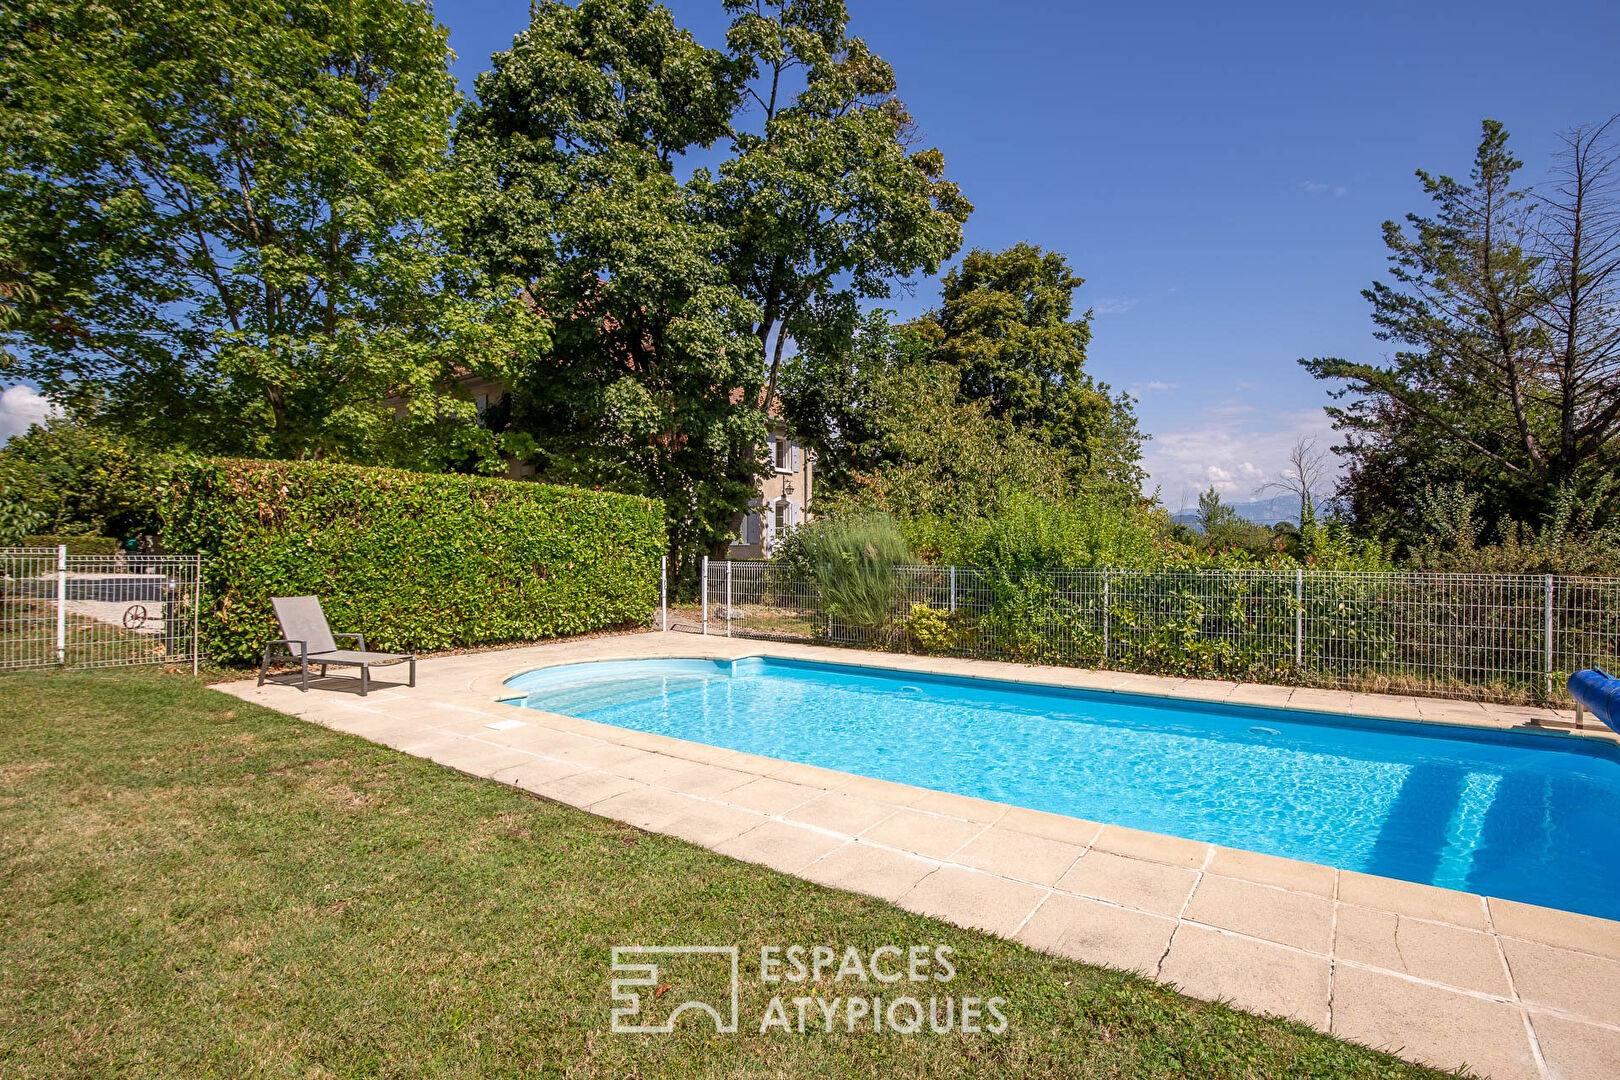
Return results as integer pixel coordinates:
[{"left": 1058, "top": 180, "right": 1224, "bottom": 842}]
[{"left": 792, "top": 514, "right": 912, "bottom": 637}]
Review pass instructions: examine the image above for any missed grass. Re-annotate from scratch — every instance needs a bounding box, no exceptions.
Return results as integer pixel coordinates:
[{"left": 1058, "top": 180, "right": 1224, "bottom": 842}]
[{"left": 0, "top": 668, "right": 1463, "bottom": 1079}]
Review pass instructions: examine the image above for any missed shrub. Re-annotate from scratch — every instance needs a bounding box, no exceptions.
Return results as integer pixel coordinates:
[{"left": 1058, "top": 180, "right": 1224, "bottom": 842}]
[
  {"left": 1408, "top": 484, "right": 1620, "bottom": 575},
  {"left": 161, "top": 459, "right": 665, "bottom": 663},
  {"left": 0, "top": 418, "right": 165, "bottom": 539},
  {"left": 0, "top": 500, "right": 46, "bottom": 546},
  {"left": 942, "top": 492, "right": 1172, "bottom": 573},
  {"left": 904, "top": 602, "right": 961, "bottom": 654},
  {"left": 19, "top": 534, "right": 120, "bottom": 556}
]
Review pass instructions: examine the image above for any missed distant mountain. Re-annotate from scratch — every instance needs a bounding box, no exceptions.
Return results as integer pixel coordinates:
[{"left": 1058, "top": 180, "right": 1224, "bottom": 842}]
[{"left": 1170, "top": 494, "right": 1304, "bottom": 527}]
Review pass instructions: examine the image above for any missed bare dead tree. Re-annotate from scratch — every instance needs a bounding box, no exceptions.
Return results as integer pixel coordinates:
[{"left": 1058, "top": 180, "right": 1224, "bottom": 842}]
[
  {"left": 1256, "top": 435, "right": 1332, "bottom": 529},
  {"left": 1530, "top": 115, "right": 1620, "bottom": 488}
]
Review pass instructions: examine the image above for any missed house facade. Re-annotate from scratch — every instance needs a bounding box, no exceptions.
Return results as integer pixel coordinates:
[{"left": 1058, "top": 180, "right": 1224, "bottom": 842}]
[{"left": 727, "top": 425, "right": 812, "bottom": 559}]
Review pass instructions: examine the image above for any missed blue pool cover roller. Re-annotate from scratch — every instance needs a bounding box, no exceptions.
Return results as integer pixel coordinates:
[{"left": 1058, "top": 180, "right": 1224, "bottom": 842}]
[{"left": 1569, "top": 668, "right": 1620, "bottom": 734}]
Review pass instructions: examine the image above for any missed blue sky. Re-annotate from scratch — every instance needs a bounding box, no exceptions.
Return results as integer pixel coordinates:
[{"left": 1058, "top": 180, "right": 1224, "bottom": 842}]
[{"left": 440, "top": 0, "right": 1619, "bottom": 509}]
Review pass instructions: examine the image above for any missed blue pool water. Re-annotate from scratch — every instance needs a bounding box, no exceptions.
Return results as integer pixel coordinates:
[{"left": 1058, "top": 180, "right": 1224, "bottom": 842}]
[{"left": 504, "top": 657, "right": 1620, "bottom": 919}]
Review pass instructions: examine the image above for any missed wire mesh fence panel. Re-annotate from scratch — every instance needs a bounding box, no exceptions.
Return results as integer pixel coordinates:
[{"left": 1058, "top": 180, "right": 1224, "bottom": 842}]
[
  {"left": 702, "top": 559, "right": 828, "bottom": 642},
  {"left": 693, "top": 560, "right": 1618, "bottom": 705},
  {"left": 1302, "top": 573, "right": 1549, "bottom": 700},
  {"left": 0, "top": 549, "right": 202, "bottom": 671},
  {"left": 1555, "top": 575, "right": 1620, "bottom": 690},
  {"left": 1104, "top": 569, "right": 1297, "bottom": 679},
  {"left": 0, "top": 549, "right": 64, "bottom": 670}
]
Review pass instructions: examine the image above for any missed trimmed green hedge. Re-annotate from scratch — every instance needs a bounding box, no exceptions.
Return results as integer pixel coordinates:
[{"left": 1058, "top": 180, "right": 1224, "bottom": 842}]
[
  {"left": 19, "top": 534, "right": 121, "bottom": 555},
  {"left": 162, "top": 459, "right": 666, "bottom": 664}
]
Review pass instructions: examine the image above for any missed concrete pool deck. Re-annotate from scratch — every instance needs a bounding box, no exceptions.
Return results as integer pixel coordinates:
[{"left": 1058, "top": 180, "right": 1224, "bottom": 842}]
[{"left": 216, "top": 632, "right": 1620, "bottom": 1080}]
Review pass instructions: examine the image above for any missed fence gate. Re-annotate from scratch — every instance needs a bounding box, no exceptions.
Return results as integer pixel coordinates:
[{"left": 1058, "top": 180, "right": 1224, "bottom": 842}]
[{"left": 0, "top": 547, "right": 203, "bottom": 673}]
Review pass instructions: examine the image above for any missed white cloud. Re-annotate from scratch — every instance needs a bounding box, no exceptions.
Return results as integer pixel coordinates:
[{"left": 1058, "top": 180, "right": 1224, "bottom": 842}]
[
  {"left": 1127, "top": 379, "right": 1178, "bottom": 395},
  {"left": 1141, "top": 405, "right": 1341, "bottom": 511},
  {"left": 1302, "top": 180, "right": 1348, "bottom": 198},
  {"left": 1091, "top": 296, "right": 1138, "bottom": 316},
  {"left": 0, "top": 384, "right": 55, "bottom": 443}
]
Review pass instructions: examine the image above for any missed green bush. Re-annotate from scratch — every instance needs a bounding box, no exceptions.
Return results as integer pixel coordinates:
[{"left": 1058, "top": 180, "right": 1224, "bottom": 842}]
[
  {"left": 161, "top": 459, "right": 665, "bottom": 663},
  {"left": 943, "top": 492, "right": 1173, "bottom": 573},
  {"left": 904, "top": 602, "right": 963, "bottom": 655},
  {"left": 0, "top": 418, "right": 165, "bottom": 539},
  {"left": 19, "top": 534, "right": 120, "bottom": 555}
]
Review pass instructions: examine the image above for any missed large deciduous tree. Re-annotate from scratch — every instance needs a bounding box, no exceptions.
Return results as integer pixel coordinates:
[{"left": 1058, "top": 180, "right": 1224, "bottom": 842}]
[
  {"left": 925, "top": 244, "right": 1144, "bottom": 495},
  {"left": 1304, "top": 119, "right": 1620, "bottom": 543},
  {"left": 782, "top": 245, "right": 1147, "bottom": 505},
  {"left": 0, "top": 0, "right": 534, "bottom": 467},
  {"left": 776, "top": 308, "right": 932, "bottom": 492},
  {"left": 455, "top": 0, "right": 767, "bottom": 583},
  {"left": 458, "top": 0, "right": 973, "bottom": 579},
  {"left": 692, "top": 0, "right": 972, "bottom": 408}
]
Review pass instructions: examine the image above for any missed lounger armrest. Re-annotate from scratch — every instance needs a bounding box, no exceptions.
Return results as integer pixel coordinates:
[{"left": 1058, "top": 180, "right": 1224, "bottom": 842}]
[
  {"left": 333, "top": 632, "right": 367, "bottom": 651},
  {"left": 266, "top": 638, "right": 307, "bottom": 659}
]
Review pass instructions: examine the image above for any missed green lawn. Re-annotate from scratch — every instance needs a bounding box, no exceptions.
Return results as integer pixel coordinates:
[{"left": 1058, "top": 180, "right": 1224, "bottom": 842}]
[{"left": 0, "top": 668, "right": 1461, "bottom": 1078}]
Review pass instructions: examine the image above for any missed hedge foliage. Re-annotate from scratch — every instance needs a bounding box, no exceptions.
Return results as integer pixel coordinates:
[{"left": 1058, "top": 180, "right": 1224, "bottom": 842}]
[
  {"left": 162, "top": 459, "right": 665, "bottom": 664},
  {"left": 19, "top": 534, "right": 121, "bottom": 555}
]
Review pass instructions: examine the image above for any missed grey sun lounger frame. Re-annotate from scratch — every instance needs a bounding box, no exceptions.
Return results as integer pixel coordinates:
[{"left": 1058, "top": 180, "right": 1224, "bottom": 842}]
[{"left": 258, "top": 595, "right": 415, "bottom": 696}]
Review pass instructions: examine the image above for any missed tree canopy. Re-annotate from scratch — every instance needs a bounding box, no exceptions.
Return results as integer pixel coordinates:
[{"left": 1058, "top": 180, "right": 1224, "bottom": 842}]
[
  {"left": 926, "top": 244, "right": 1144, "bottom": 495},
  {"left": 456, "top": 0, "right": 975, "bottom": 581},
  {"left": 782, "top": 244, "right": 1146, "bottom": 514},
  {"left": 0, "top": 0, "right": 538, "bottom": 468},
  {"left": 455, "top": 0, "right": 768, "bottom": 582},
  {"left": 693, "top": 0, "right": 972, "bottom": 409},
  {"left": 1304, "top": 119, "right": 1620, "bottom": 546}
]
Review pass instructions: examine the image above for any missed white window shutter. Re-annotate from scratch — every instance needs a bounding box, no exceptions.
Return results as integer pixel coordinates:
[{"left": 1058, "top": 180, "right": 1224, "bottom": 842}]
[{"left": 790, "top": 444, "right": 801, "bottom": 472}]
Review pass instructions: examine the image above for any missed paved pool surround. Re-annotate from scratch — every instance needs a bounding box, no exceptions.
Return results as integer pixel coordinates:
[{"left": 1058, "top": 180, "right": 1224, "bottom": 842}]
[{"left": 218, "top": 633, "right": 1620, "bottom": 1080}]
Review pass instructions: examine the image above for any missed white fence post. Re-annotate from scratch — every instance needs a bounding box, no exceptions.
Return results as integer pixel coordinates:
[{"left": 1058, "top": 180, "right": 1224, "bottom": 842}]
[
  {"left": 1294, "top": 567, "right": 1305, "bottom": 669},
  {"left": 192, "top": 555, "right": 202, "bottom": 676},
  {"left": 949, "top": 565, "right": 957, "bottom": 614},
  {"left": 54, "top": 544, "right": 66, "bottom": 666},
  {"left": 1545, "top": 574, "right": 1555, "bottom": 699},
  {"left": 1102, "top": 569, "right": 1110, "bottom": 663},
  {"left": 660, "top": 555, "right": 668, "bottom": 632},
  {"left": 700, "top": 556, "right": 709, "bottom": 635},
  {"left": 726, "top": 560, "right": 733, "bottom": 638}
]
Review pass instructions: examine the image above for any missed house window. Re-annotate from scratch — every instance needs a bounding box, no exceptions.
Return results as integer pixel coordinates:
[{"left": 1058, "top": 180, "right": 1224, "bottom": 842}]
[
  {"left": 775, "top": 438, "right": 792, "bottom": 473},
  {"left": 774, "top": 500, "right": 789, "bottom": 532}
]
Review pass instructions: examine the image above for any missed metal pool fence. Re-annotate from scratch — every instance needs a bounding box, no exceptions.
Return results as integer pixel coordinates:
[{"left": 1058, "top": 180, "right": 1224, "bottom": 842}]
[
  {"left": 679, "top": 559, "right": 1620, "bottom": 705},
  {"left": 0, "top": 548, "right": 203, "bottom": 673}
]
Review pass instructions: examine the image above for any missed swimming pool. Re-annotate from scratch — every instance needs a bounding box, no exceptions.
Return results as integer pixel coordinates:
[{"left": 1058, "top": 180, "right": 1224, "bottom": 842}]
[{"left": 504, "top": 656, "right": 1620, "bottom": 920}]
